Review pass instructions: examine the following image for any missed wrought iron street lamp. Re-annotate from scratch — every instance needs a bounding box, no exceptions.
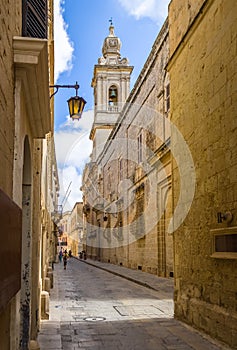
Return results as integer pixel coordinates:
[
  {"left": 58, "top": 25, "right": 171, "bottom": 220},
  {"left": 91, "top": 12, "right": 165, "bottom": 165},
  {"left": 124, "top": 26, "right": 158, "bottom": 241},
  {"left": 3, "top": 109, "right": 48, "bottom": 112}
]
[{"left": 50, "top": 81, "right": 86, "bottom": 120}]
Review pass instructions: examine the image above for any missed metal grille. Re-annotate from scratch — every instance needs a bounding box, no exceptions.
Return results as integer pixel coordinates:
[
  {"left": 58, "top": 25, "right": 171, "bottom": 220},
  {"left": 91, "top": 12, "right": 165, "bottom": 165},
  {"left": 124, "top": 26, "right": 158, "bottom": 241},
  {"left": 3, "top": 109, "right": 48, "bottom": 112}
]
[{"left": 22, "top": 0, "right": 48, "bottom": 38}]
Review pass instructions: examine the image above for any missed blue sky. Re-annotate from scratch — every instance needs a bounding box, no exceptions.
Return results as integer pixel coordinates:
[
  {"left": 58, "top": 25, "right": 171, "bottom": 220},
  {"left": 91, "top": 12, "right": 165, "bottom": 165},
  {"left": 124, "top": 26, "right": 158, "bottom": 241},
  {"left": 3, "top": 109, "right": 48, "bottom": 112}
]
[{"left": 54, "top": 0, "right": 170, "bottom": 211}]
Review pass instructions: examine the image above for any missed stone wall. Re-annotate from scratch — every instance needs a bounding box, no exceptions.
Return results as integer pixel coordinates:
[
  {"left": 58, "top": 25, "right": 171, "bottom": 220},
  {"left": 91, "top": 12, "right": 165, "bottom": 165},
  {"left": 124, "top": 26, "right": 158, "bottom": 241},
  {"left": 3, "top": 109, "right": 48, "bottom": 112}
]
[
  {"left": 84, "top": 19, "right": 173, "bottom": 278},
  {"left": 0, "top": 1, "right": 56, "bottom": 348},
  {"left": 0, "top": 0, "right": 21, "bottom": 196},
  {"left": 0, "top": 1, "right": 21, "bottom": 349},
  {"left": 168, "top": 0, "right": 237, "bottom": 347}
]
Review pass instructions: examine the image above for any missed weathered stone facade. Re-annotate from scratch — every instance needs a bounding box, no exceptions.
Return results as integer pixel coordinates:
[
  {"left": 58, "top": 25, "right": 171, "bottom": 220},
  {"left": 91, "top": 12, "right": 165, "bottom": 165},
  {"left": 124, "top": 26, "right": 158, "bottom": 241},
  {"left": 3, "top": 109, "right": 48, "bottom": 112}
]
[
  {"left": 56, "top": 204, "right": 84, "bottom": 257},
  {"left": 0, "top": 1, "right": 59, "bottom": 349},
  {"left": 82, "top": 20, "right": 173, "bottom": 277},
  {"left": 0, "top": 1, "right": 21, "bottom": 196},
  {"left": 167, "top": 0, "right": 237, "bottom": 348},
  {"left": 68, "top": 202, "right": 84, "bottom": 256},
  {"left": 82, "top": 1, "right": 237, "bottom": 348}
]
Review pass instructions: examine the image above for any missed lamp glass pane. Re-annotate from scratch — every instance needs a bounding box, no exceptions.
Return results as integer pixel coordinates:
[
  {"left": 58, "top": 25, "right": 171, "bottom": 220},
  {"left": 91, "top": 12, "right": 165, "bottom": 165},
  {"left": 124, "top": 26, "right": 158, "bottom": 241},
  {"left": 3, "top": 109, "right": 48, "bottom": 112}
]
[
  {"left": 68, "top": 98, "right": 73, "bottom": 116},
  {"left": 67, "top": 96, "right": 86, "bottom": 120}
]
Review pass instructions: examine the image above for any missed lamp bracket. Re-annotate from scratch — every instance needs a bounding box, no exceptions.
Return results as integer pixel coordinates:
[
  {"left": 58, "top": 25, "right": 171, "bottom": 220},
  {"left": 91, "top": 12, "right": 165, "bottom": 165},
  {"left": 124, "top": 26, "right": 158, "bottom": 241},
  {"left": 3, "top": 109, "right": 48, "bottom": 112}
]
[
  {"left": 49, "top": 82, "right": 79, "bottom": 99},
  {"left": 217, "top": 211, "right": 233, "bottom": 223}
]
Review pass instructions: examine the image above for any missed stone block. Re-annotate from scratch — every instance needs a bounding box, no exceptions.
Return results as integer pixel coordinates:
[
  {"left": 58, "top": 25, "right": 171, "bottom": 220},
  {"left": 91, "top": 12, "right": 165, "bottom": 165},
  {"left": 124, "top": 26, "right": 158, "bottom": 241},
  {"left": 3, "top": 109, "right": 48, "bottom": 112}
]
[
  {"left": 29, "top": 340, "right": 40, "bottom": 350},
  {"left": 44, "top": 277, "right": 50, "bottom": 293},
  {"left": 47, "top": 271, "right": 53, "bottom": 288},
  {"left": 41, "top": 291, "right": 49, "bottom": 320}
]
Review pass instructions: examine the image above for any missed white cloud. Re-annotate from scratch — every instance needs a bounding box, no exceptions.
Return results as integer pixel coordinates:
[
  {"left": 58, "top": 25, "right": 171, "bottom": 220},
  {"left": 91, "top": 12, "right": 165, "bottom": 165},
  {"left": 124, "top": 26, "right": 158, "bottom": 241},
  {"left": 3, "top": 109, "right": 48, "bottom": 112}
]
[
  {"left": 58, "top": 166, "right": 83, "bottom": 211},
  {"left": 117, "top": 0, "right": 169, "bottom": 23},
  {"left": 58, "top": 109, "right": 94, "bottom": 132},
  {"left": 54, "top": 0, "right": 74, "bottom": 82},
  {"left": 55, "top": 110, "right": 94, "bottom": 211}
]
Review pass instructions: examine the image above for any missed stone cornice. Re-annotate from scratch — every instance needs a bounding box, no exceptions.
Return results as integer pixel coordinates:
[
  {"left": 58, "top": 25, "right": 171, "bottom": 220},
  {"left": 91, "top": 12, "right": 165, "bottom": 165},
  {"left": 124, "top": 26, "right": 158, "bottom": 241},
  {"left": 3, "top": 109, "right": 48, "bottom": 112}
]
[
  {"left": 89, "top": 122, "right": 115, "bottom": 140},
  {"left": 13, "top": 36, "right": 51, "bottom": 138}
]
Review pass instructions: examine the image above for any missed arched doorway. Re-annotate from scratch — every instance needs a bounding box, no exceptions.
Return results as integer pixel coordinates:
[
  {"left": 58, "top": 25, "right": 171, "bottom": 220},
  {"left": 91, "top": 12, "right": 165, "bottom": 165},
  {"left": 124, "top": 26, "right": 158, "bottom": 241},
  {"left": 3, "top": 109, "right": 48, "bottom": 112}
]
[{"left": 20, "top": 135, "right": 32, "bottom": 349}]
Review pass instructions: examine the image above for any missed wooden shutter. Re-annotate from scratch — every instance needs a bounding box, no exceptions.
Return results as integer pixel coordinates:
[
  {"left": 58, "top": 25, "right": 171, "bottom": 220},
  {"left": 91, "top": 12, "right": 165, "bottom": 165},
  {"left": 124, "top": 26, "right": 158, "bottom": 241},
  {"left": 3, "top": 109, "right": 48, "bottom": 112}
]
[{"left": 22, "top": 0, "right": 48, "bottom": 39}]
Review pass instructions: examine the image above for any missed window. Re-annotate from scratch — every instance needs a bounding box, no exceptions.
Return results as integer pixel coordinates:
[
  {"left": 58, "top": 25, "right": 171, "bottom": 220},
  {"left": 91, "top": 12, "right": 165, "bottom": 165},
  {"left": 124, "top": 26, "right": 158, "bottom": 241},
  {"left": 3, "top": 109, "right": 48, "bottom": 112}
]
[
  {"left": 165, "top": 83, "right": 170, "bottom": 113},
  {"left": 138, "top": 133, "right": 142, "bottom": 164},
  {"left": 215, "top": 234, "right": 237, "bottom": 252},
  {"left": 22, "top": 0, "right": 48, "bottom": 38},
  {"left": 119, "top": 158, "right": 123, "bottom": 181},
  {"left": 108, "top": 85, "right": 118, "bottom": 105},
  {"left": 107, "top": 167, "right": 111, "bottom": 194},
  {"left": 211, "top": 227, "right": 237, "bottom": 259}
]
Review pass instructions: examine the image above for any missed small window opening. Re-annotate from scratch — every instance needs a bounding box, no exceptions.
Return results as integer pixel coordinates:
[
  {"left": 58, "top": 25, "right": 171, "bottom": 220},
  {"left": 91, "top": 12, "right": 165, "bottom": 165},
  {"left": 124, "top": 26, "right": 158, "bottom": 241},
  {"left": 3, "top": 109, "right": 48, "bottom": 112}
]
[
  {"left": 165, "top": 83, "right": 170, "bottom": 112},
  {"left": 137, "top": 133, "right": 142, "bottom": 163},
  {"left": 108, "top": 86, "right": 118, "bottom": 105}
]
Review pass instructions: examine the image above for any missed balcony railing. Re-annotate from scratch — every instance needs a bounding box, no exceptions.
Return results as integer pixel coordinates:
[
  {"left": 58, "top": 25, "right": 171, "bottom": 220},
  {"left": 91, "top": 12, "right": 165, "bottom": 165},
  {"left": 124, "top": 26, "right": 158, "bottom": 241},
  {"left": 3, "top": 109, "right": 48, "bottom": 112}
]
[{"left": 108, "top": 104, "right": 119, "bottom": 112}]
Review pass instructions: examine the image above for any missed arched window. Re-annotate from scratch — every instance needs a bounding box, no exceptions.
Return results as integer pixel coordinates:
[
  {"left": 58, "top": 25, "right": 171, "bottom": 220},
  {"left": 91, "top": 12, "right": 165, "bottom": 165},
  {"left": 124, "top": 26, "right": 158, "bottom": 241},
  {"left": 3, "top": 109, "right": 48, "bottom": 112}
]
[{"left": 108, "top": 85, "right": 118, "bottom": 106}]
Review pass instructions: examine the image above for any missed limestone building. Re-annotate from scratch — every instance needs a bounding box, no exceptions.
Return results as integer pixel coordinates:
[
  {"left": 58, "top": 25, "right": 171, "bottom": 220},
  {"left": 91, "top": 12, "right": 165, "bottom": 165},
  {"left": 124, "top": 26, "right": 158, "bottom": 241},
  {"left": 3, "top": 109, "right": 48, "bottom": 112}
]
[
  {"left": 57, "top": 203, "right": 84, "bottom": 257},
  {"left": 68, "top": 202, "right": 84, "bottom": 256},
  {"left": 82, "top": 1, "right": 237, "bottom": 348},
  {"left": 58, "top": 211, "right": 71, "bottom": 252},
  {"left": 82, "top": 20, "right": 173, "bottom": 276},
  {"left": 167, "top": 0, "right": 237, "bottom": 348},
  {"left": 0, "top": 1, "right": 59, "bottom": 349}
]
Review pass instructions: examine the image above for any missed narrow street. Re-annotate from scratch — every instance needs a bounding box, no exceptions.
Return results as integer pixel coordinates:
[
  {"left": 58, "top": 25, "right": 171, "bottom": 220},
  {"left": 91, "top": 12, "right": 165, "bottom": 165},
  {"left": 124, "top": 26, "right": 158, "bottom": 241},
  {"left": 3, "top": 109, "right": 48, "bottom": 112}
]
[{"left": 38, "top": 258, "right": 228, "bottom": 350}]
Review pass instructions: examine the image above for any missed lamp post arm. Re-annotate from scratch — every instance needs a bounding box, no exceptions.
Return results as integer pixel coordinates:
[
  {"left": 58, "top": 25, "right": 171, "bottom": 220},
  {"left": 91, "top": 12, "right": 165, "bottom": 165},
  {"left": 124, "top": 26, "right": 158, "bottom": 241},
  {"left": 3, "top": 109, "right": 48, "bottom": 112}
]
[
  {"left": 49, "top": 86, "right": 59, "bottom": 99},
  {"left": 49, "top": 82, "right": 79, "bottom": 99}
]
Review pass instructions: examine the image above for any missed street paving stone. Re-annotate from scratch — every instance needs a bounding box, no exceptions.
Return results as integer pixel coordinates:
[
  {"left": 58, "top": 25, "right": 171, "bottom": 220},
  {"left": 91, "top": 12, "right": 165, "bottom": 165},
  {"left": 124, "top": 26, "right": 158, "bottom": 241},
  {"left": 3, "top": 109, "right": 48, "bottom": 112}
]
[{"left": 38, "top": 258, "right": 230, "bottom": 350}]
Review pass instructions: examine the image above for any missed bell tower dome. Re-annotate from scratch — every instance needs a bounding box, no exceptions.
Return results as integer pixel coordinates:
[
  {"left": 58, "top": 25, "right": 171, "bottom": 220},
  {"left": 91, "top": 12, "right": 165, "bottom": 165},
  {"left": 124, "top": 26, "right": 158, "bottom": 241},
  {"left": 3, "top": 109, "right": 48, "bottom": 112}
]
[{"left": 90, "top": 20, "right": 133, "bottom": 161}]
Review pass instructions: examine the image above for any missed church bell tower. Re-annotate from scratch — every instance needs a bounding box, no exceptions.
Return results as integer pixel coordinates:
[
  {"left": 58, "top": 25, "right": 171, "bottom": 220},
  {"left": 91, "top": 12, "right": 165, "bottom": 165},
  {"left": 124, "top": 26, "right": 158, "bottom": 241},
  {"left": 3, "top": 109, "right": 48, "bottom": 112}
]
[{"left": 90, "top": 21, "right": 133, "bottom": 160}]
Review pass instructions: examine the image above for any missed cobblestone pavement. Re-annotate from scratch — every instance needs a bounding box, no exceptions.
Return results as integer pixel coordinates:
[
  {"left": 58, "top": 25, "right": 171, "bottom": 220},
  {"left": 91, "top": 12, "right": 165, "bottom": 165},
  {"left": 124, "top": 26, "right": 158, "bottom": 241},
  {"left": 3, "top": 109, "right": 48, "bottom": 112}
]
[{"left": 38, "top": 258, "right": 230, "bottom": 350}]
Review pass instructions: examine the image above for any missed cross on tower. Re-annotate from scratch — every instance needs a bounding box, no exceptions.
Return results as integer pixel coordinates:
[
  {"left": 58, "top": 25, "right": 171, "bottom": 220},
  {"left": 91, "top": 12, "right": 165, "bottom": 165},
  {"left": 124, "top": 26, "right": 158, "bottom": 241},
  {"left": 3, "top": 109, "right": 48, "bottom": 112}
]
[{"left": 109, "top": 17, "right": 113, "bottom": 26}]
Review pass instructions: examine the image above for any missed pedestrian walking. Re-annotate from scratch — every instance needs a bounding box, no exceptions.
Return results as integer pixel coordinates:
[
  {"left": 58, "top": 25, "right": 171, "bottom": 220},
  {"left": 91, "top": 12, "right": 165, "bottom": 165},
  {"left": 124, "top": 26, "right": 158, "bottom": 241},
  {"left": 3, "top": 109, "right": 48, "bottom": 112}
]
[
  {"left": 63, "top": 251, "right": 68, "bottom": 270},
  {"left": 58, "top": 248, "right": 63, "bottom": 263}
]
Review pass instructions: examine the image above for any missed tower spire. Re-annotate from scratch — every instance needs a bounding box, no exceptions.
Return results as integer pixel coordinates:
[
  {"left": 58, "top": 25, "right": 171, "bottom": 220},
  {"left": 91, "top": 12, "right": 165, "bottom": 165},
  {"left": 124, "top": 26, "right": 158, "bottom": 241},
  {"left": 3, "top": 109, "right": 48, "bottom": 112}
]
[{"left": 90, "top": 23, "right": 133, "bottom": 161}]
